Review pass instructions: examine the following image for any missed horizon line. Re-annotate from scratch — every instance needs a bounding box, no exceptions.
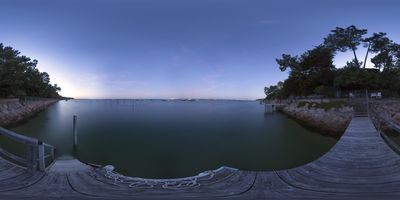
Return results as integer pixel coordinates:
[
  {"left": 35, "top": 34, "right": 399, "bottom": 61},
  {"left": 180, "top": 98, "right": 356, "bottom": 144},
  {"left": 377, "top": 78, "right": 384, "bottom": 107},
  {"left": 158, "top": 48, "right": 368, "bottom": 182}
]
[{"left": 69, "top": 98, "right": 260, "bottom": 101}]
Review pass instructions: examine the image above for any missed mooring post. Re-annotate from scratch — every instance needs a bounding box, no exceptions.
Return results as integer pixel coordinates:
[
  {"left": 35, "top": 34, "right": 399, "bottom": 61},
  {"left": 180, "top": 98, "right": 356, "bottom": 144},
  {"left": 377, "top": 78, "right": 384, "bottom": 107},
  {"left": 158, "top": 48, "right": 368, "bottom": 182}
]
[
  {"left": 73, "top": 115, "right": 78, "bottom": 149},
  {"left": 38, "top": 141, "right": 45, "bottom": 171},
  {"left": 366, "top": 89, "right": 369, "bottom": 115}
]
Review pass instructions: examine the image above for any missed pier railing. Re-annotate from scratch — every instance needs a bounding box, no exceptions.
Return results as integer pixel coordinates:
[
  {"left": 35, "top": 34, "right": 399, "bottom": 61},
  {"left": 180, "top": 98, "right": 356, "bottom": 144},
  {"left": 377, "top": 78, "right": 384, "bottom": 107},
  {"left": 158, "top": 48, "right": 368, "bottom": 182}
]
[
  {"left": 369, "top": 106, "right": 400, "bottom": 152},
  {"left": 0, "top": 127, "right": 56, "bottom": 172}
]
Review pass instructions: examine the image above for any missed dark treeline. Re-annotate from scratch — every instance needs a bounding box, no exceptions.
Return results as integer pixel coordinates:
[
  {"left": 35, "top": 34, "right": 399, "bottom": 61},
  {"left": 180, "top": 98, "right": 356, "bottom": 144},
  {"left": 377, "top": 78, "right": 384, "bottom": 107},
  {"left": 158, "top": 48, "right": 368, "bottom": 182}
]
[
  {"left": 0, "top": 43, "right": 61, "bottom": 98},
  {"left": 265, "top": 26, "right": 400, "bottom": 100}
]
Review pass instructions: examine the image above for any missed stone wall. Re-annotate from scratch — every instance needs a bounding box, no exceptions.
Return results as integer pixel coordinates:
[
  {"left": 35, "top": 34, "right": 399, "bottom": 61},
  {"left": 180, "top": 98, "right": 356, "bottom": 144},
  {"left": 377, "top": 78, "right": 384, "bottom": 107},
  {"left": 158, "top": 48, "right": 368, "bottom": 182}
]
[
  {"left": 371, "top": 101, "right": 400, "bottom": 125},
  {"left": 279, "top": 101, "right": 353, "bottom": 137},
  {"left": 0, "top": 99, "right": 58, "bottom": 127}
]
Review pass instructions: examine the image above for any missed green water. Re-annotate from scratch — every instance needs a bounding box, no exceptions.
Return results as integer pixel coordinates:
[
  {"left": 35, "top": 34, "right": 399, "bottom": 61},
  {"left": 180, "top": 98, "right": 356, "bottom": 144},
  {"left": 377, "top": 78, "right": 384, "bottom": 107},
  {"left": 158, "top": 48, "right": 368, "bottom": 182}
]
[{"left": 1, "top": 100, "right": 337, "bottom": 178}]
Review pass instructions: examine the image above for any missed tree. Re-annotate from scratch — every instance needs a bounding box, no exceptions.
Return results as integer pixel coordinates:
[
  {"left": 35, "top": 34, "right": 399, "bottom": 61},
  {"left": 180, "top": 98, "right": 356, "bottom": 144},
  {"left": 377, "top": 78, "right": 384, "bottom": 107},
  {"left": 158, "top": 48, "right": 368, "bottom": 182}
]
[
  {"left": 363, "top": 32, "right": 395, "bottom": 70},
  {"left": 379, "top": 67, "right": 400, "bottom": 97},
  {"left": 264, "top": 81, "right": 283, "bottom": 100},
  {"left": 275, "top": 45, "right": 335, "bottom": 98},
  {"left": 334, "top": 67, "right": 380, "bottom": 91},
  {"left": 392, "top": 43, "right": 400, "bottom": 67},
  {"left": 0, "top": 43, "right": 62, "bottom": 98},
  {"left": 276, "top": 54, "right": 299, "bottom": 72},
  {"left": 393, "top": 44, "right": 400, "bottom": 66},
  {"left": 324, "top": 26, "right": 367, "bottom": 68},
  {"left": 267, "top": 26, "right": 400, "bottom": 99}
]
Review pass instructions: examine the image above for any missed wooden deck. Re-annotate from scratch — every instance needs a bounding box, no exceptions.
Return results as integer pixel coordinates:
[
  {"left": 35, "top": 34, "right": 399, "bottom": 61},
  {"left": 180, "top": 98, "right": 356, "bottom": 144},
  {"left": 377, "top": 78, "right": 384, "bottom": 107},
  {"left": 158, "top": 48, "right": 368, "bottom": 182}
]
[{"left": 1, "top": 117, "right": 400, "bottom": 199}]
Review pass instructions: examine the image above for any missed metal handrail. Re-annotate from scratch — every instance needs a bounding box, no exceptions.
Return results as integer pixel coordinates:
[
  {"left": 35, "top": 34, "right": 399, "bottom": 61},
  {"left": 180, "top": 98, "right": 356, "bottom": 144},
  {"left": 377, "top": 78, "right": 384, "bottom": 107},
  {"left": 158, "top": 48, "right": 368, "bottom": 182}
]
[{"left": 0, "top": 127, "right": 56, "bottom": 172}]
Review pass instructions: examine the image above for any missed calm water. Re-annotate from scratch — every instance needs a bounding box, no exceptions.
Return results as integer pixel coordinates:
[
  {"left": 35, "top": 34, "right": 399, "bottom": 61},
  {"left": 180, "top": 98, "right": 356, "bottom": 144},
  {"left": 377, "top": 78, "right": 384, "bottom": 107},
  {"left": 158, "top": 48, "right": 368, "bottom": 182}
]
[{"left": 3, "top": 100, "right": 336, "bottom": 178}]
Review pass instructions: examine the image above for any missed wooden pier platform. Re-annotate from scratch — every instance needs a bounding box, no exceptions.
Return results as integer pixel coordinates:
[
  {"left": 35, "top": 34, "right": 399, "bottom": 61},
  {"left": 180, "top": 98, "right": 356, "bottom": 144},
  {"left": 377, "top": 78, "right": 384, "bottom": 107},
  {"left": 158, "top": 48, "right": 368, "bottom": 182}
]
[{"left": 1, "top": 117, "right": 400, "bottom": 199}]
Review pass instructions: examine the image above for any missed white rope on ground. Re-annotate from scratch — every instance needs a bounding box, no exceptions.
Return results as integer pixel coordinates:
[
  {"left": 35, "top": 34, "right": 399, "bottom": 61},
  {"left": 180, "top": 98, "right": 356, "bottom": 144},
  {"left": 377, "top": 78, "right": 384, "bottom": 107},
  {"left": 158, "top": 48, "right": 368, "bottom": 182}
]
[{"left": 101, "top": 165, "right": 217, "bottom": 190}]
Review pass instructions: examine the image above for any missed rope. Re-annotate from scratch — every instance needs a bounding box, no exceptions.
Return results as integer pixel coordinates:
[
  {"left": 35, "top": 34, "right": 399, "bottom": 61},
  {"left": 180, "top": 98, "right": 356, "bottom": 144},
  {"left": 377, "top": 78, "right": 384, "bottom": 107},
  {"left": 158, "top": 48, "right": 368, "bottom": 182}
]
[{"left": 101, "top": 165, "right": 216, "bottom": 190}]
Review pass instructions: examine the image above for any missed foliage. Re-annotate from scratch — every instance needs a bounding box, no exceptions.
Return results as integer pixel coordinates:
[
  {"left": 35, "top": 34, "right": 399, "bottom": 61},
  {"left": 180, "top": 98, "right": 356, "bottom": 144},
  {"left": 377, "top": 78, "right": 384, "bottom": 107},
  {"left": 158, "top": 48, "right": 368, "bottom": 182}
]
[
  {"left": 313, "top": 85, "right": 335, "bottom": 97},
  {"left": 334, "top": 67, "right": 380, "bottom": 91},
  {"left": 264, "top": 81, "right": 283, "bottom": 100},
  {"left": 274, "top": 45, "right": 335, "bottom": 98},
  {"left": 297, "top": 101, "right": 349, "bottom": 111},
  {"left": 364, "top": 32, "right": 396, "bottom": 69},
  {"left": 0, "top": 43, "right": 61, "bottom": 98},
  {"left": 324, "top": 25, "right": 367, "bottom": 67},
  {"left": 265, "top": 25, "right": 400, "bottom": 100},
  {"left": 379, "top": 67, "right": 400, "bottom": 97}
]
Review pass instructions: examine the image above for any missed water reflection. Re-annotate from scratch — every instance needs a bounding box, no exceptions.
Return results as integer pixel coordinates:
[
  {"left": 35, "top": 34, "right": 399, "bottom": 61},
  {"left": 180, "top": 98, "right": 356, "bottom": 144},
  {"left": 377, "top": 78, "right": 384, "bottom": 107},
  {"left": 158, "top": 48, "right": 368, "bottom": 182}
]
[{"left": 3, "top": 100, "right": 337, "bottom": 178}]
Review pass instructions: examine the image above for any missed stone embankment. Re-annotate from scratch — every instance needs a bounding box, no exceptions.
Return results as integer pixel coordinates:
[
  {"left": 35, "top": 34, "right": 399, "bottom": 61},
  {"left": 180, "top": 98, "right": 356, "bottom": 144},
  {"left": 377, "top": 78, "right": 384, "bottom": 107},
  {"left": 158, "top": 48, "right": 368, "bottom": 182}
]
[
  {"left": 279, "top": 101, "right": 353, "bottom": 137},
  {"left": 371, "top": 100, "right": 400, "bottom": 125},
  {"left": 369, "top": 100, "right": 400, "bottom": 136},
  {"left": 0, "top": 98, "right": 58, "bottom": 127}
]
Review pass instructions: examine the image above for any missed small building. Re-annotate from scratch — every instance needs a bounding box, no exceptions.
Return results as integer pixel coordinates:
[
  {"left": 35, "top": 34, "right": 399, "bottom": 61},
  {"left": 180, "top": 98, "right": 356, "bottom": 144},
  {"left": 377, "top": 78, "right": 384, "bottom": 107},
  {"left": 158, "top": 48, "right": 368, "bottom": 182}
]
[{"left": 370, "top": 92, "right": 382, "bottom": 99}]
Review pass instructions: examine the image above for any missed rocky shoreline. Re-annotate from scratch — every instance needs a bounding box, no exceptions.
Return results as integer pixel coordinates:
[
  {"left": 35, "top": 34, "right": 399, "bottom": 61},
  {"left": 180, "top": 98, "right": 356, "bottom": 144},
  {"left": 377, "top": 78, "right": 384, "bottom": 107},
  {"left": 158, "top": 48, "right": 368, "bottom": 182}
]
[
  {"left": 0, "top": 99, "right": 58, "bottom": 127},
  {"left": 278, "top": 101, "right": 353, "bottom": 138},
  {"left": 371, "top": 101, "right": 400, "bottom": 125},
  {"left": 369, "top": 100, "right": 400, "bottom": 137}
]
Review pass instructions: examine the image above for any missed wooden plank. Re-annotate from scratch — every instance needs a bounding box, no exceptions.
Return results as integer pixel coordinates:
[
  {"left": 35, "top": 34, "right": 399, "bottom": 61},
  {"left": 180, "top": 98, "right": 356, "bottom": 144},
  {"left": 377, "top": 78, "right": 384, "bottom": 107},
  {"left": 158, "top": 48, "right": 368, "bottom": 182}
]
[{"left": 0, "top": 147, "right": 28, "bottom": 166}]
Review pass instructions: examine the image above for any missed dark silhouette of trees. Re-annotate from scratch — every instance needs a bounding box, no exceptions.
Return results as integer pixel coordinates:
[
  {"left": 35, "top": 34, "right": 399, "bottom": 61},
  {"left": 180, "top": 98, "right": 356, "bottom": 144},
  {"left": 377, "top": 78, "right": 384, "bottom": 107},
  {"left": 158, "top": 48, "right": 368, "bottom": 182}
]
[
  {"left": 275, "top": 45, "right": 335, "bottom": 97},
  {"left": 265, "top": 26, "right": 400, "bottom": 100},
  {"left": 364, "top": 32, "right": 394, "bottom": 70},
  {"left": 264, "top": 81, "right": 283, "bottom": 100},
  {"left": 0, "top": 43, "right": 61, "bottom": 98},
  {"left": 324, "top": 26, "right": 367, "bottom": 68},
  {"left": 334, "top": 67, "right": 380, "bottom": 91}
]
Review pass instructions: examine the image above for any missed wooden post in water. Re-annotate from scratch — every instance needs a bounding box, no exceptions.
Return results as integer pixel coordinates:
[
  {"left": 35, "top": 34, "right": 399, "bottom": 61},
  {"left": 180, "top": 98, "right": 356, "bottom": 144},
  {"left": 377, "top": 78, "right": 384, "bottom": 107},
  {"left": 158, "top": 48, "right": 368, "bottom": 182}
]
[
  {"left": 38, "top": 141, "right": 45, "bottom": 171},
  {"left": 73, "top": 115, "right": 78, "bottom": 151},
  {"left": 366, "top": 89, "right": 369, "bottom": 115}
]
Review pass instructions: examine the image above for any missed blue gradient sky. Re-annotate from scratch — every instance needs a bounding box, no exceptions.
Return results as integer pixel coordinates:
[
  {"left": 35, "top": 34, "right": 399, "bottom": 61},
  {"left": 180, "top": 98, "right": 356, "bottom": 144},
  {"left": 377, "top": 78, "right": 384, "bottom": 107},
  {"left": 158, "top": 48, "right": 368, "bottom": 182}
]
[{"left": 1, "top": 0, "right": 399, "bottom": 99}]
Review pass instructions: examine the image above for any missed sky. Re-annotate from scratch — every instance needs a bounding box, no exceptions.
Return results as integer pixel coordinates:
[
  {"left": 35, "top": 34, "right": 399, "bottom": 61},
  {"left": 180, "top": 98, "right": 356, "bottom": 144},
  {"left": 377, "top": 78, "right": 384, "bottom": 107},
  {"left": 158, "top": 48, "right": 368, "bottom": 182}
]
[{"left": 1, "top": 0, "right": 400, "bottom": 99}]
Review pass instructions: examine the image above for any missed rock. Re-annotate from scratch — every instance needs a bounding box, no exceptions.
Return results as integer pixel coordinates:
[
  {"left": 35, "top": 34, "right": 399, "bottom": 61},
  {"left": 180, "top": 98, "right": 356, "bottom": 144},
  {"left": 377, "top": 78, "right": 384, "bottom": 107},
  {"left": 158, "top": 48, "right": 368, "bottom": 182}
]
[
  {"left": 0, "top": 99, "right": 58, "bottom": 127},
  {"left": 280, "top": 101, "right": 353, "bottom": 137},
  {"left": 392, "top": 113, "right": 400, "bottom": 125}
]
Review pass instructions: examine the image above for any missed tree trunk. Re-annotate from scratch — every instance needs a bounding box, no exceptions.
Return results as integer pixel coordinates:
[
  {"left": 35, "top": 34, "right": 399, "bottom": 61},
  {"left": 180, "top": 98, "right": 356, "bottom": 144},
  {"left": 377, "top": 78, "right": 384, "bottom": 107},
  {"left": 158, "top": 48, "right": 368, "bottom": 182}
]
[
  {"left": 363, "top": 42, "right": 371, "bottom": 68},
  {"left": 352, "top": 48, "right": 360, "bottom": 67}
]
